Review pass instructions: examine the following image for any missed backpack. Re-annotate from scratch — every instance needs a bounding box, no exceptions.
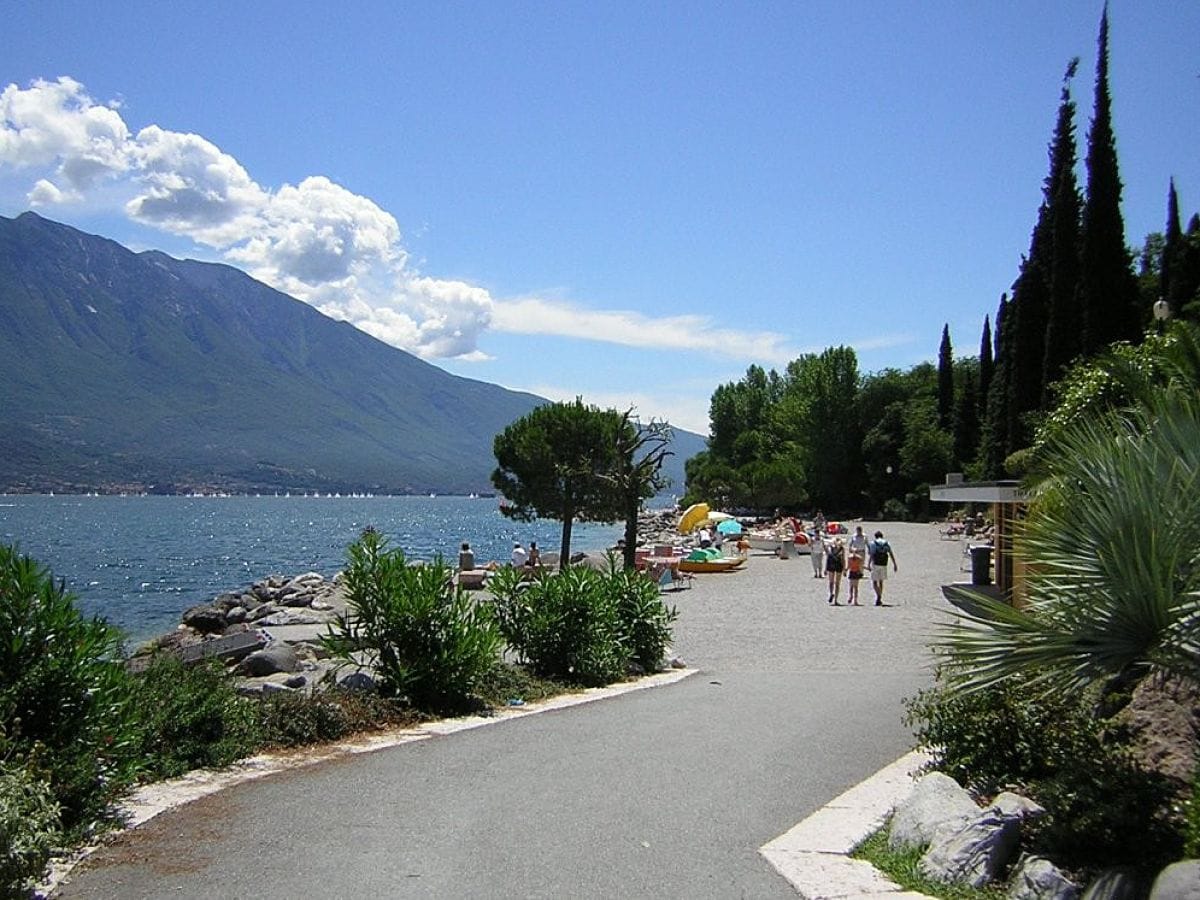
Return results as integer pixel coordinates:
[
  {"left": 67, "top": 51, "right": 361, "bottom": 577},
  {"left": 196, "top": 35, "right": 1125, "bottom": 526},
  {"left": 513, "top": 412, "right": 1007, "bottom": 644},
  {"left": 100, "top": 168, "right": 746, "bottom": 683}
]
[{"left": 872, "top": 541, "right": 890, "bottom": 566}]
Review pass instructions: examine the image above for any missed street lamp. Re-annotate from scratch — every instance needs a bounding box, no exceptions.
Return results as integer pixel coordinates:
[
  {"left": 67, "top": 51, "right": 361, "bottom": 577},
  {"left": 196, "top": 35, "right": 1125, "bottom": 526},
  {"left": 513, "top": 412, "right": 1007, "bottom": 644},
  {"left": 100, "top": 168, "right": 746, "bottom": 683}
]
[{"left": 1153, "top": 297, "right": 1171, "bottom": 334}]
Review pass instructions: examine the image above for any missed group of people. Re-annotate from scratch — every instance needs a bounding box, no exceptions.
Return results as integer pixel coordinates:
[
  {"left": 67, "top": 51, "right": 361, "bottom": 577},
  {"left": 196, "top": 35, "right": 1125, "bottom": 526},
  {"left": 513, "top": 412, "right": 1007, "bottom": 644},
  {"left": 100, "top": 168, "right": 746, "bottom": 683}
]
[
  {"left": 456, "top": 540, "right": 542, "bottom": 571},
  {"left": 808, "top": 524, "right": 897, "bottom": 606}
]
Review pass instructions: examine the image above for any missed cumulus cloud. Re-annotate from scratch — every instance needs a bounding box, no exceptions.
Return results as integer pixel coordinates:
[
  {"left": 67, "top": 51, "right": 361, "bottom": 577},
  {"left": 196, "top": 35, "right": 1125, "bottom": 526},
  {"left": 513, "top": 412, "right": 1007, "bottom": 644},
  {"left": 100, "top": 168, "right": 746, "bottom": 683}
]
[{"left": 0, "top": 75, "right": 797, "bottom": 368}]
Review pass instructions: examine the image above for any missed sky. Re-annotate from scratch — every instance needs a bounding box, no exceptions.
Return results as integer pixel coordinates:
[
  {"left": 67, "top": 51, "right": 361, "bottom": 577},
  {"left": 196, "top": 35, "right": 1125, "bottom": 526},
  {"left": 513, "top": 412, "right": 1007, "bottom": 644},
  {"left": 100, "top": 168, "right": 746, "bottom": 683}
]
[{"left": 1, "top": 1, "right": 1197, "bottom": 435}]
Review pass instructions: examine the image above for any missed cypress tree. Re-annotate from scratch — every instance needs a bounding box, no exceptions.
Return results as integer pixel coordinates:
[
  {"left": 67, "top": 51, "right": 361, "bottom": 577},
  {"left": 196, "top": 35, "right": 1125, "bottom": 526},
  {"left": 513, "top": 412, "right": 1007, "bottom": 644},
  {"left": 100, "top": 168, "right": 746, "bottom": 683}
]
[
  {"left": 978, "top": 315, "right": 993, "bottom": 414},
  {"left": 1077, "top": 5, "right": 1141, "bottom": 352},
  {"left": 980, "top": 294, "right": 1011, "bottom": 478},
  {"left": 937, "top": 324, "right": 954, "bottom": 430},
  {"left": 1162, "top": 178, "right": 1182, "bottom": 308},
  {"left": 1041, "top": 60, "right": 1084, "bottom": 393},
  {"left": 952, "top": 367, "right": 980, "bottom": 473}
]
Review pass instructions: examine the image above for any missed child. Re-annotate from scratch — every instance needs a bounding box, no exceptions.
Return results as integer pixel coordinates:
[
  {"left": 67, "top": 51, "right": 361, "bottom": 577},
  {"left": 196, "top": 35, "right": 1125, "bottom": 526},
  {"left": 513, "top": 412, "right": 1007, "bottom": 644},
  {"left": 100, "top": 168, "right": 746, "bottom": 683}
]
[{"left": 846, "top": 552, "right": 863, "bottom": 605}]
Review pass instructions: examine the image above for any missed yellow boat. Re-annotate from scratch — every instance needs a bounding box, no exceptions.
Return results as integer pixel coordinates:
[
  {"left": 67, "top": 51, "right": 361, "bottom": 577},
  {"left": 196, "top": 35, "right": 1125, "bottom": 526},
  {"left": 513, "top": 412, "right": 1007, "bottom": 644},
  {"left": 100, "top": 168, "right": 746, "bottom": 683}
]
[{"left": 677, "top": 556, "right": 747, "bottom": 574}]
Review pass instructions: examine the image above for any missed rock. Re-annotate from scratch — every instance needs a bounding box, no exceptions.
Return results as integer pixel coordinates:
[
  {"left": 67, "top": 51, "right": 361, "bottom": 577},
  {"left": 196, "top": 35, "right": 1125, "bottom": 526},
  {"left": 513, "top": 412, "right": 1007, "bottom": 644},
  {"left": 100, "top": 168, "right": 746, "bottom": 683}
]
[
  {"left": 256, "top": 610, "right": 325, "bottom": 627},
  {"left": 920, "top": 809, "right": 1021, "bottom": 888},
  {"left": 991, "top": 791, "right": 1045, "bottom": 821},
  {"left": 239, "top": 644, "right": 301, "bottom": 676},
  {"left": 284, "top": 674, "right": 307, "bottom": 689},
  {"left": 225, "top": 605, "right": 248, "bottom": 625},
  {"left": 235, "top": 682, "right": 265, "bottom": 697},
  {"left": 1116, "top": 675, "right": 1200, "bottom": 794},
  {"left": 339, "top": 671, "right": 377, "bottom": 693},
  {"left": 311, "top": 599, "right": 333, "bottom": 611},
  {"left": 181, "top": 603, "right": 227, "bottom": 634},
  {"left": 889, "top": 771, "right": 979, "bottom": 850},
  {"left": 280, "top": 590, "right": 315, "bottom": 608},
  {"left": 1150, "top": 861, "right": 1200, "bottom": 900},
  {"left": 669, "top": 657, "right": 687, "bottom": 669},
  {"left": 261, "top": 681, "right": 295, "bottom": 695},
  {"left": 1081, "top": 869, "right": 1149, "bottom": 900},
  {"left": 247, "top": 603, "right": 279, "bottom": 622},
  {"left": 1008, "top": 855, "right": 1080, "bottom": 900}
]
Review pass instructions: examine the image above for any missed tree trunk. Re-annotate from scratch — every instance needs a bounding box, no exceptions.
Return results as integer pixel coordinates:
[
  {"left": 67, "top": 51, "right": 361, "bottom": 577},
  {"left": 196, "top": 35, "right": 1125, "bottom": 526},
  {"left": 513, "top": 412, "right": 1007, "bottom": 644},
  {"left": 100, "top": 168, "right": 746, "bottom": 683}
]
[{"left": 559, "top": 502, "right": 574, "bottom": 571}]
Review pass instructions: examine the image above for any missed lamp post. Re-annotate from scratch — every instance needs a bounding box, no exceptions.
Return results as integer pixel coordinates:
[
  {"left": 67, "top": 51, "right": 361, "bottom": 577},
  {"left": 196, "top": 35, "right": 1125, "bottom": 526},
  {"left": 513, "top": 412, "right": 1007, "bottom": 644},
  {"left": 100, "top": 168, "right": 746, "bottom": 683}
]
[{"left": 1153, "top": 297, "right": 1171, "bottom": 334}]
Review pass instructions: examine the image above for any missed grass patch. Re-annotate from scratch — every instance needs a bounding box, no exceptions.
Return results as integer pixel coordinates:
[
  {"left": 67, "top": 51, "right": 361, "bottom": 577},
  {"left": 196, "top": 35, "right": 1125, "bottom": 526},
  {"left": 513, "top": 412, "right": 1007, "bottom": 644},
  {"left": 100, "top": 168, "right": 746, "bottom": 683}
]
[{"left": 850, "top": 825, "right": 1007, "bottom": 900}]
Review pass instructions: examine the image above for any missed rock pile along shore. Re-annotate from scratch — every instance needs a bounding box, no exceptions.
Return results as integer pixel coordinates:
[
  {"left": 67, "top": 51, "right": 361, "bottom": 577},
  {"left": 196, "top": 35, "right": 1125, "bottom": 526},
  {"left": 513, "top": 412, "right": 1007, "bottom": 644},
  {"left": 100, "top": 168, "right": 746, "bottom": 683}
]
[{"left": 131, "top": 509, "right": 706, "bottom": 697}]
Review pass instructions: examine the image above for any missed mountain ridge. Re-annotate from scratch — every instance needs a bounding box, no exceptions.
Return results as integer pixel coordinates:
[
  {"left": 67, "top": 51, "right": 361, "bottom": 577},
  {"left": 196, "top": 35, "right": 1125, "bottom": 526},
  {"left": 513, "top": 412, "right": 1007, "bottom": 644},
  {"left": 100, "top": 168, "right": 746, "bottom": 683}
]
[{"left": 0, "top": 212, "right": 705, "bottom": 495}]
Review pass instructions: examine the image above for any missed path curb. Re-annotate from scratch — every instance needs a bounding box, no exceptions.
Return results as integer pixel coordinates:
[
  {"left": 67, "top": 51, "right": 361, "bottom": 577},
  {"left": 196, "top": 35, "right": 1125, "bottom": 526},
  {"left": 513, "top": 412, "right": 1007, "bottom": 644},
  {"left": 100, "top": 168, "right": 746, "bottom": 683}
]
[{"left": 759, "top": 749, "right": 934, "bottom": 899}]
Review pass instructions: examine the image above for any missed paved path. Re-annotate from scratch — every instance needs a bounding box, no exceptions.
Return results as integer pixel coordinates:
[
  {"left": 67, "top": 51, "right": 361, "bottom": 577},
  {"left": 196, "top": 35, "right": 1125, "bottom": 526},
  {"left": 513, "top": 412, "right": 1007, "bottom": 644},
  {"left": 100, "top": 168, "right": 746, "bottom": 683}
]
[{"left": 56, "top": 522, "right": 965, "bottom": 899}]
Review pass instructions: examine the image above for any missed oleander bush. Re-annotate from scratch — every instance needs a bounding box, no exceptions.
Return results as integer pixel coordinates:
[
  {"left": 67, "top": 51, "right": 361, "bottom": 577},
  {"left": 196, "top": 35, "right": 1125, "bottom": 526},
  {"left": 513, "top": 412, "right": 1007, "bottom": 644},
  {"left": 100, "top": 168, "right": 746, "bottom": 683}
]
[
  {"left": 131, "top": 656, "right": 260, "bottom": 779},
  {"left": 0, "top": 757, "right": 61, "bottom": 900},
  {"left": 257, "top": 688, "right": 416, "bottom": 748},
  {"left": 323, "top": 528, "right": 503, "bottom": 712},
  {"left": 609, "top": 566, "right": 677, "bottom": 673},
  {"left": 905, "top": 674, "right": 1182, "bottom": 873},
  {"left": 0, "top": 544, "right": 139, "bottom": 839},
  {"left": 489, "top": 563, "right": 676, "bottom": 686}
]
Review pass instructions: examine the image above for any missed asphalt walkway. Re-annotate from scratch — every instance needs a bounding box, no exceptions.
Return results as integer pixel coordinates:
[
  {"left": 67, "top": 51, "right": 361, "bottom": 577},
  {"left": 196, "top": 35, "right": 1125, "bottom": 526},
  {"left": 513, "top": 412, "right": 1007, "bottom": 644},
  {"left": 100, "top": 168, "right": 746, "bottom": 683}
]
[{"left": 55, "top": 522, "right": 965, "bottom": 899}]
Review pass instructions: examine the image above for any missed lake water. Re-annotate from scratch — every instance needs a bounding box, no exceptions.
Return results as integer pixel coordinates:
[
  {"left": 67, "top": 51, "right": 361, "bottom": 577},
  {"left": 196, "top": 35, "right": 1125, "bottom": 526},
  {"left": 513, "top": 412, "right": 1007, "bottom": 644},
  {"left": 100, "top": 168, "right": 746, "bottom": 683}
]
[{"left": 0, "top": 495, "right": 625, "bottom": 643}]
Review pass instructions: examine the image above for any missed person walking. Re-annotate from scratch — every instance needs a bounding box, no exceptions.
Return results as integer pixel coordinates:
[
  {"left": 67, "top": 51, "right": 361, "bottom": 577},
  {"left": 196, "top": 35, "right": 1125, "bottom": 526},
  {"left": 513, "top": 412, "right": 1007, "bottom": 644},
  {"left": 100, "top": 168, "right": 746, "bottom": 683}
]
[
  {"left": 808, "top": 528, "right": 825, "bottom": 578},
  {"left": 848, "top": 525, "right": 868, "bottom": 560},
  {"left": 825, "top": 538, "right": 845, "bottom": 605},
  {"left": 846, "top": 551, "right": 863, "bottom": 604},
  {"left": 868, "top": 530, "right": 898, "bottom": 606}
]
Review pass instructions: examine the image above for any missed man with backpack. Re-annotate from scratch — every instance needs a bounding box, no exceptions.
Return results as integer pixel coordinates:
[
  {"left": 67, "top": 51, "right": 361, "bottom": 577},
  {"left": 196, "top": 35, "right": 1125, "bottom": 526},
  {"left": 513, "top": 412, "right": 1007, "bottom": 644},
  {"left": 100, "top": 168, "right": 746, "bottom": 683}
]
[{"left": 867, "top": 530, "right": 898, "bottom": 606}]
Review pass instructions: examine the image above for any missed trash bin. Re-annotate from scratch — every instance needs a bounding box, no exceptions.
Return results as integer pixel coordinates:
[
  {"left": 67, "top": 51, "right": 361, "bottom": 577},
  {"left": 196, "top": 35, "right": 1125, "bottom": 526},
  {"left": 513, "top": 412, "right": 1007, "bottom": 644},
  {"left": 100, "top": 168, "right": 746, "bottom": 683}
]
[{"left": 970, "top": 545, "right": 993, "bottom": 586}]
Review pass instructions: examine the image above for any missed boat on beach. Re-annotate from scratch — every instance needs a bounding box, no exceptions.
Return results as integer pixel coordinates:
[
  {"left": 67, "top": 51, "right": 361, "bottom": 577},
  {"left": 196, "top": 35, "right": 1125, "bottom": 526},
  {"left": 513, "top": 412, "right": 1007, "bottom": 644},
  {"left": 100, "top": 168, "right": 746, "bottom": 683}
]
[{"left": 677, "top": 556, "right": 747, "bottom": 573}]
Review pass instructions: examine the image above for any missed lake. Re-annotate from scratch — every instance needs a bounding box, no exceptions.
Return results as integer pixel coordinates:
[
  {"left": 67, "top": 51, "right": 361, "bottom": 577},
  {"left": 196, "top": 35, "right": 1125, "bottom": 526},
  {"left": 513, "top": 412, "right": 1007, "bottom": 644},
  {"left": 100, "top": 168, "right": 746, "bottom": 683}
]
[{"left": 0, "top": 495, "right": 625, "bottom": 643}]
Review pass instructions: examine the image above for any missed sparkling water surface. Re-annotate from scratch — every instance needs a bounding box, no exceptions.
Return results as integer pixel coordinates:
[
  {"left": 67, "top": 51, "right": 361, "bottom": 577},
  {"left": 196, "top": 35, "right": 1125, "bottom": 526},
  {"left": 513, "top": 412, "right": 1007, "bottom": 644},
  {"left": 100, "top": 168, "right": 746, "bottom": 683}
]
[{"left": 0, "top": 495, "right": 624, "bottom": 643}]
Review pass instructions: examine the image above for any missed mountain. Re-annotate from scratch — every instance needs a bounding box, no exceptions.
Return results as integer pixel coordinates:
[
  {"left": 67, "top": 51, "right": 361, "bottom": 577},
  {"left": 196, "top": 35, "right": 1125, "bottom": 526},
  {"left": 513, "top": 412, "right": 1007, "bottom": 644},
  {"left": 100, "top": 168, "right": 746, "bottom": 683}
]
[{"left": 0, "top": 213, "right": 706, "bottom": 495}]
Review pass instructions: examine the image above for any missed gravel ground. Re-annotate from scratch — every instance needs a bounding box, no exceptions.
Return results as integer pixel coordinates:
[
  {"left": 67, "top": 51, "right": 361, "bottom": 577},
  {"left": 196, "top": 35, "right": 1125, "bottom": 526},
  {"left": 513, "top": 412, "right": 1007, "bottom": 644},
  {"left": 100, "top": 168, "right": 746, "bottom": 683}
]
[{"left": 668, "top": 520, "right": 968, "bottom": 675}]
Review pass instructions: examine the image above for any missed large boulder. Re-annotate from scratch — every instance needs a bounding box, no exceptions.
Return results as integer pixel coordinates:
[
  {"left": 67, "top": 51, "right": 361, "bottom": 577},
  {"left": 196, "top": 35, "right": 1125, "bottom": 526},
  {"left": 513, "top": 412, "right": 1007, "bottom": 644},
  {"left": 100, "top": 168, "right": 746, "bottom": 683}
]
[
  {"left": 1150, "top": 861, "right": 1200, "bottom": 900},
  {"left": 920, "top": 809, "right": 1021, "bottom": 888},
  {"left": 181, "top": 603, "right": 227, "bottom": 634},
  {"left": 239, "top": 643, "right": 301, "bottom": 676},
  {"left": 1008, "top": 855, "right": 1080, "bottom": 900},
  {"left": 889, "top": 771, "right": 979, "bottom": 850}
]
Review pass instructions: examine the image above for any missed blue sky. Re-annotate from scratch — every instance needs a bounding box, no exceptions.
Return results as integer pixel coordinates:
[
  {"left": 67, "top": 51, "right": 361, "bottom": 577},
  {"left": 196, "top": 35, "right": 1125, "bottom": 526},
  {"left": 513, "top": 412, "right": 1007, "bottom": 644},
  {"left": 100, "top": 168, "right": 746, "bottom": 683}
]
[{"left": 2, "top": 1, "right": 1197, "bottom": 434}]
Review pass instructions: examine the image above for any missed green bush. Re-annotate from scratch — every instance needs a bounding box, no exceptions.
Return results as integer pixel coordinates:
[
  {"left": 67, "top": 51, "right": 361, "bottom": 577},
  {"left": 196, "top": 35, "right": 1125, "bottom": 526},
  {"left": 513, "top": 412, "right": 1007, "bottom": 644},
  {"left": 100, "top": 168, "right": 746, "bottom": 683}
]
[
  {"left": 0, "top": 759, "right": 61, "bottom": 900},
  {"left": 322, "top": 529, "right": 502, "bottom": 712},
  {"left": 489, "top": 564, "right": 675, "bottom": 686},
  {"left": 130, "top": 656, "right": 261, "bottom": 779},
  {"left": 610, "top": 567, "right": 677, "bottom": 673},
  {"left": 0, "top": 544, "right": 139, "bottom": 838},
  {"left": 905, "top": 674, "right": 1182, "bottom": 873}
]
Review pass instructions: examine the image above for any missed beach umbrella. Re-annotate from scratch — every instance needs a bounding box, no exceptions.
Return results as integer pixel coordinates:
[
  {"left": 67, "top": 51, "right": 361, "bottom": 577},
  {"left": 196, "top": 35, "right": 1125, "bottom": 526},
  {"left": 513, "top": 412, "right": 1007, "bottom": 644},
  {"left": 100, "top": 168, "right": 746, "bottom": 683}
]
[
  {"left": 706, "top": 510, "right": 735, "bottom": 522},
  {"left": 677, "top": 502, "right": 710, "bottom": 533},
  {"left": 716, "top": 519, "right": 742, "bottom": 535}
]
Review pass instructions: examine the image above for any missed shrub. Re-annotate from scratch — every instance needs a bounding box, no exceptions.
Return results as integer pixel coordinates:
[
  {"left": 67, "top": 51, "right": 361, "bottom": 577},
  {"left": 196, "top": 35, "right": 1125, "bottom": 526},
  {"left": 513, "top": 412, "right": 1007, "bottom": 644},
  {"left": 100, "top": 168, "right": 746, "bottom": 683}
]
[
  {"left": 0, "top": 759, "right": 61, "bottom": 900},
  {"left": 490, "top": 564, "right": 675, "bottom": 686},
  {"left": 610, "top": 567, "right": 677, "bottom": 673},
  {"left": 257, "top": 689, "right": 414, "bottom": 748},
  {"left": 130, "top": 656, "right": 261, "bottom": 779},
  {"left": 905, "top": 674, "right": 1182, "bottom": 873},
  {"left": 322, "top": 529, "right": 502, "bottom": 713},
  {"left": 0, "top": 544, "right": 138, "bottom": 838}
]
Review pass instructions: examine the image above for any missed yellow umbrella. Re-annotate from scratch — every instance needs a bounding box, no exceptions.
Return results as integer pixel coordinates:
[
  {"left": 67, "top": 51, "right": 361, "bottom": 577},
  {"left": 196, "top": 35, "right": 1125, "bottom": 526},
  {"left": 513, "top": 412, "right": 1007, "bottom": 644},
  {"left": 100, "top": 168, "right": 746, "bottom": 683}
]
[{"left": 677, "top": 502, "right": 710, "bottom": 533}]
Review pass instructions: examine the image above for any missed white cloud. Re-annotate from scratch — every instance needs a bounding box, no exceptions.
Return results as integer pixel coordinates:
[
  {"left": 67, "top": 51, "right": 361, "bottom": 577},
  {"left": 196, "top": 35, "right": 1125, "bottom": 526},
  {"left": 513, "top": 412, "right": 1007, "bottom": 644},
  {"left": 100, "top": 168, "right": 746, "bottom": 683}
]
[
  {"left": 492, "top": 296, "right": 797, "bottom": 365},
  {"left": 0, "top": 76, "right": 799, "bottom": 371},
  {"left": 521, "top": 383, "right": 712, "bottom": 436}
]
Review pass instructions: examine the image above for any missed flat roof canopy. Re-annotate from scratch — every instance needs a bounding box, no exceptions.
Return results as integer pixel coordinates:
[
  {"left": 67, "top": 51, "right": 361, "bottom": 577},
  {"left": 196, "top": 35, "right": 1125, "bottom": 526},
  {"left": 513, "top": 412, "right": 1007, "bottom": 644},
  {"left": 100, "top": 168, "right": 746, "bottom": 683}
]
[{"left": 929, "top": 480, "right": 1026, "bottom": 504}]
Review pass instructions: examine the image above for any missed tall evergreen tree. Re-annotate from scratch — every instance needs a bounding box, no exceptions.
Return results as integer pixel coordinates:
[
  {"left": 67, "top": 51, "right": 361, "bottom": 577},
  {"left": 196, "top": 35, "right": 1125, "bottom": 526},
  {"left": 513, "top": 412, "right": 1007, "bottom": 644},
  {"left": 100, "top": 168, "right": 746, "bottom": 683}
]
[
  {"left": 1162, "top": 178, "right": 1182, "bottom": 308},
  {"left": 952, "top": 365, "right": 980, "bottom": 472},
  {"left": 980, "top": 294, "right": 1012, "bottom": 478},
  {"left": 937, "top": 324, "right": 954, "bottom": 430},
  {"left": 1041, "top": 60, "right": 1084, "bottom": 394},
  {"left": 978, "top": 314, "right": 993, "bottom": 414},
  {"left": 1077, "top": 6, "right": 1141, "bottom": 352}
]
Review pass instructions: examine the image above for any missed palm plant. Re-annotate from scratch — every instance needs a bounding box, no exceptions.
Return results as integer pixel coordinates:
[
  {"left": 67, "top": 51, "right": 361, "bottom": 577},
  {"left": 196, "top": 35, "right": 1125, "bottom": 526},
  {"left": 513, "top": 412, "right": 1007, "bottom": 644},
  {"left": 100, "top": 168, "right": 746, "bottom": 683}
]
[{"left": 940, "top": 390, "right": 1200, "bottom": 692}]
